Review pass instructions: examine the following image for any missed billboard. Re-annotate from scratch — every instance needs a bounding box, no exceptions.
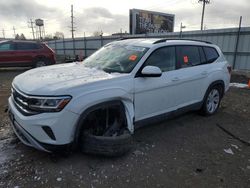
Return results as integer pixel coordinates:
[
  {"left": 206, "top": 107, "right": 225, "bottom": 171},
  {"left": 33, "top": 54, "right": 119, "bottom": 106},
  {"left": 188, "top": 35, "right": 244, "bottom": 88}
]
[{"left": 129, "top": 9, "right": 175, "bottom": 35}]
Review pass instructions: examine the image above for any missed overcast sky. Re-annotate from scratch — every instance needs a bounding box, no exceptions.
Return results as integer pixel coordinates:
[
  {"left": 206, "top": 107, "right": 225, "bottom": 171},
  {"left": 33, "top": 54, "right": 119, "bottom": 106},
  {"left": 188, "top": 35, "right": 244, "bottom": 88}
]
[{"left": 0, "top": 0, "right": 249, "bottom": 39}]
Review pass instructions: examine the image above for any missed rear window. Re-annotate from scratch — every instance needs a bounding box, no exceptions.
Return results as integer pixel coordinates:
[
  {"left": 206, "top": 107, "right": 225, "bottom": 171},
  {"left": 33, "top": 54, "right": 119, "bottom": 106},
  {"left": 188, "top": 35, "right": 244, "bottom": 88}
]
[
  {"left": 16, "top": 43, "right": 41, "bottom": 50},
  {"left": 203, "top": 47, "right": 219, "bottom": 63}
]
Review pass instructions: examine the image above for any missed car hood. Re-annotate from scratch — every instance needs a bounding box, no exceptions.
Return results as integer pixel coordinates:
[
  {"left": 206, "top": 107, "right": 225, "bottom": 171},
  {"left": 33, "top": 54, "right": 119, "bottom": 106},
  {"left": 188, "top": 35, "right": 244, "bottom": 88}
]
[{"left": 13, "top": 62, "right": 125, "bottom": 95}]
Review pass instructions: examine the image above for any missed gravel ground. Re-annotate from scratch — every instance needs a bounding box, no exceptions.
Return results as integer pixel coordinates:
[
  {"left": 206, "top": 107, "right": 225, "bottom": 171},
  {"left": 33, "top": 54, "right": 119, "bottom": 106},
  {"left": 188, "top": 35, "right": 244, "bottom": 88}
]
[{"left": 0, "top": 68, "right": 250, "bottom": 188}]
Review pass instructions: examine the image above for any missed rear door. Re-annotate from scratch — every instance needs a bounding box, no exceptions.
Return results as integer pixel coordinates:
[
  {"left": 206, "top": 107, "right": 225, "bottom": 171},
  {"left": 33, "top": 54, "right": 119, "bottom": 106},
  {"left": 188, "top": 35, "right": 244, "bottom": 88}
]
[
  {"left": 172, "top": 45, "right": 209, "bottom": 109},
  {"left": 0, "top": 41, "right": 16, "bottom": 66}
]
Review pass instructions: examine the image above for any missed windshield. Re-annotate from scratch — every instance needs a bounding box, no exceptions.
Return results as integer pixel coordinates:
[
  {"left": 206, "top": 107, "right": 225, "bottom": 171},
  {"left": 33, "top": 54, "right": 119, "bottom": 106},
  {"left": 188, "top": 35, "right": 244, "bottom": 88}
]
[{"left": 83, "top": 44, "right": 148, "bottom": 73}]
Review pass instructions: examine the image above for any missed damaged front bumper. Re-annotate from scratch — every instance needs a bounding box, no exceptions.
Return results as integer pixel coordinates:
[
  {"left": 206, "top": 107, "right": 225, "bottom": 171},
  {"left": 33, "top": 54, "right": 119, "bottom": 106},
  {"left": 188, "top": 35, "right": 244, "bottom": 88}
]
[{"left": 8, "top": 109, "right": 51, "bottom": 152}]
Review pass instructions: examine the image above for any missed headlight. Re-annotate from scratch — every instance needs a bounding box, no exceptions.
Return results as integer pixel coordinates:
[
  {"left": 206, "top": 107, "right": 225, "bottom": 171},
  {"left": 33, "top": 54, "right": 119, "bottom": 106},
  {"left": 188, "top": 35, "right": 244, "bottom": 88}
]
[{"left": 28, "top": 96, "right": 72, "bottom": 112}]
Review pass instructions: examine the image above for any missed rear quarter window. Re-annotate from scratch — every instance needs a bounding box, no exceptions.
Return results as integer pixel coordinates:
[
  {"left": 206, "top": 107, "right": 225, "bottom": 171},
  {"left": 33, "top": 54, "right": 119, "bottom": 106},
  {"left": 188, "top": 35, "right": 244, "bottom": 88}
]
[{"left": 203, "top": 47, "right": 219, "bottom": 63}]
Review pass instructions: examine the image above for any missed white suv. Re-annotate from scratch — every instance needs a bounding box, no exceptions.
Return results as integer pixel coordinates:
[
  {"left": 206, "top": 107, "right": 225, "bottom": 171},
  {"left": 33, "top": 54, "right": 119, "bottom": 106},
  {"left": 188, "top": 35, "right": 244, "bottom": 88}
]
[{"left": 8, "top": 39, "right": 231, "bottom": 155}]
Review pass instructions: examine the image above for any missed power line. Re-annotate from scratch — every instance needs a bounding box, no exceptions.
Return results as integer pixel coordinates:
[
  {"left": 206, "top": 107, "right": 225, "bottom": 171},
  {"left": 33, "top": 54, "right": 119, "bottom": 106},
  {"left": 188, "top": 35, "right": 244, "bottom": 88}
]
[{"left": 198, "top": 0, "right": 211, "bottom": 30}]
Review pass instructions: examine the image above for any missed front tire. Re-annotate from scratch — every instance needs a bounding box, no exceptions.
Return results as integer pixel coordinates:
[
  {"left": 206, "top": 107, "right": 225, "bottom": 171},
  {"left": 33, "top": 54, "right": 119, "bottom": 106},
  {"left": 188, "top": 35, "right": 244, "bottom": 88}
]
[
  {"left": 201, "top": 86, "right": 222, "bottom": 116},
  {"left": 82, "top": 130, "right": 132, "bottom": 157},
  {"left": 80, "top": 103, "right": 133, "bottom": 156}
]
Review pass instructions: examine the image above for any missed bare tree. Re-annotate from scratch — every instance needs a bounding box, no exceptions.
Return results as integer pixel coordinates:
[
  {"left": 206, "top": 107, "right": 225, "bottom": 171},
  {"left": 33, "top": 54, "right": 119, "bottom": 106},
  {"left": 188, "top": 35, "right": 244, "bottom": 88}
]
[
  {"left": 92, "top": 31, "right": 103, "bottom": 37},
  {"left": 15, "top": 33, "right": 26, "bottom": 40},
  {"left": 54, "top": 32, "right": 64, "bottom": 39}
]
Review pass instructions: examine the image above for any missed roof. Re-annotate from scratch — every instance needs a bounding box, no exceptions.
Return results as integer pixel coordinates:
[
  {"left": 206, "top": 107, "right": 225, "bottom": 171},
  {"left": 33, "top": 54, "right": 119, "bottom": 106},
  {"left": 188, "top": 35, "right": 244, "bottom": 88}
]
[
  {"left": 113, "top": 38, "right": 214, "bottom": 48},
  {"left": 0, "top": 40, "right": 41, "bottom": 43}
]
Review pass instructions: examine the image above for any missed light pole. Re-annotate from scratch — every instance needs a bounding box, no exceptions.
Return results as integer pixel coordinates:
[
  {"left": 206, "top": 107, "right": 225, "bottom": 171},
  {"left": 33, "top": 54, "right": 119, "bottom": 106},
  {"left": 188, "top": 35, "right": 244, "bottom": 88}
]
[{"left": 180, "top": 22, "right": 186, "bottom": 38}]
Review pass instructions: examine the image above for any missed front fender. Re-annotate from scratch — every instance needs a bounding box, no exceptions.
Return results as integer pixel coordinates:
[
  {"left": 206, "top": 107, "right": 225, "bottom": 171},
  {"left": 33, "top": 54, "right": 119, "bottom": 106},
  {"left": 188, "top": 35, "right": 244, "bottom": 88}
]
[{"left": 66, "top": 88, "right": 135, "bottom": 142}]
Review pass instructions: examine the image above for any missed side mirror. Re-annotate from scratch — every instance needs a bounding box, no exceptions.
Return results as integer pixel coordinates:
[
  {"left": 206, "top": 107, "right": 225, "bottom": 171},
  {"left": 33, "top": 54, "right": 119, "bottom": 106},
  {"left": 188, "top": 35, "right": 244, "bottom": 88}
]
[{"left": 141, "top": 66, "right": 162, "bottom": 77}]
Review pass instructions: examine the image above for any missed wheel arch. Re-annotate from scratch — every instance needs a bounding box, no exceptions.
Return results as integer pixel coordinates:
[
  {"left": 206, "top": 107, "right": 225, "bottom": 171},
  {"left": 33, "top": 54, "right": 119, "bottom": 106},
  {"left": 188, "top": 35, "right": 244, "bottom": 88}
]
[
  {"left": 72, "top": 99, "right": 134, "bottom": 148},
  {"left": 208, "top": 80, "right": 225, "bottom": 96},
  {"left": 202, "top": 80, "right": 225, "bottom": 106},
  {"left": 33, "top": 55, "right": 47, "bottom": 61}
]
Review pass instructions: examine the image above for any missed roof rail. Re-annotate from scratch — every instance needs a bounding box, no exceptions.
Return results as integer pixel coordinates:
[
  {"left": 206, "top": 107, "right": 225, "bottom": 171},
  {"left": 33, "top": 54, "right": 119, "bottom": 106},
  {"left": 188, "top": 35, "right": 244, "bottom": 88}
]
[
  {"left": 117, "top": 37, "right": 153, "bottom": 41},
  {"left": 153, "top": 38, "right": 212, "bottom": 44}
]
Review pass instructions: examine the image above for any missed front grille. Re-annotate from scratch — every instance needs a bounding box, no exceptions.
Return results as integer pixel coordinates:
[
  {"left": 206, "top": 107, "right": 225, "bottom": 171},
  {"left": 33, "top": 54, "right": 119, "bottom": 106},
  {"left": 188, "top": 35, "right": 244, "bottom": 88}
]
[{"left": 12, "top": 87, "right": 39, "bottom": 116}]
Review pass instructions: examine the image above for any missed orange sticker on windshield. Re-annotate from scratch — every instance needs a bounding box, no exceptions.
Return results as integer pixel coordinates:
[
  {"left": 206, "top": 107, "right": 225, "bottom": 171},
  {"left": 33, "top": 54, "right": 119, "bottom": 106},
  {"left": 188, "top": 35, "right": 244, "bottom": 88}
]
[
  {"left": 183, "top": 56, "right": 189, "bottom": 64},
  {"left": 129, "top": 55, "right": 137, "bottom": 61}
]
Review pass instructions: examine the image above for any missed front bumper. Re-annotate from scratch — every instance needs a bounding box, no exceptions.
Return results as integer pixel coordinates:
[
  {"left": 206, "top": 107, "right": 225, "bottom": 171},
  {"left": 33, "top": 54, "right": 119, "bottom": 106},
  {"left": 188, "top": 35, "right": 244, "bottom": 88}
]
[
  {"left": 8, "top": 97, "right": 80, "bottom": 152},
  {"left": 9, "top": 110, "right": 50, "bottom": 152}
]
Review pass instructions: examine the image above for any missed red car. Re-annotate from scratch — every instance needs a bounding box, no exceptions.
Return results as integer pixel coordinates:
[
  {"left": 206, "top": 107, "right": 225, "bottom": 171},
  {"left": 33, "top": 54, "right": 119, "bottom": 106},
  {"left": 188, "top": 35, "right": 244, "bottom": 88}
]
[{"left": 0, "top": 40, "right": 56, "bottom": 68}]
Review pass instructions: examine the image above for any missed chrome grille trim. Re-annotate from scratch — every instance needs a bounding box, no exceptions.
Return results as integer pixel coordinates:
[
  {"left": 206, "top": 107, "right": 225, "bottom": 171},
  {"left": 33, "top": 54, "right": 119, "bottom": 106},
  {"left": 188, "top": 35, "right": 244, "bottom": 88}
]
[{"left": 11, "top": 87, "right": 39, "bottom": 116}]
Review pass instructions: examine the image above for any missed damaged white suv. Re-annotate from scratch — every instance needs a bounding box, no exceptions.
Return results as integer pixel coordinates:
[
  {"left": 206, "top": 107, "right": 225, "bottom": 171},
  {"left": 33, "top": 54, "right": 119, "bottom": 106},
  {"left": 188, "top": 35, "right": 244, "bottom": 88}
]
[{"left": 8, "top": 38, "right": 231, "bottom": 155}]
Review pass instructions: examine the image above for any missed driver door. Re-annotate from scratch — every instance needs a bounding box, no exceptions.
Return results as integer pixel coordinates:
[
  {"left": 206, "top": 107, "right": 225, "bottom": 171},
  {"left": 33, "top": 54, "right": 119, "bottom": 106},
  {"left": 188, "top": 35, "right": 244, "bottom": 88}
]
[{"left": 134, "top": 46, "right": 179, "bottom": 122}]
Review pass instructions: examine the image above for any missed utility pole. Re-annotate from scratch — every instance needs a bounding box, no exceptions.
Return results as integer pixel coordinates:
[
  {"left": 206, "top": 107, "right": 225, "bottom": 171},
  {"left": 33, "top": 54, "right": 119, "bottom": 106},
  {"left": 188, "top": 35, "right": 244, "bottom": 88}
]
[
  {"left": 70, "top": 4, "right": 76, "bottom": 39},
  {"left": 233, "top": 16, "right": 242, "bottom": 69},
  {"left": 2, "top": 29, "right": 5, "bottom": 38},
  {"left": 70, "top": 4, "right": 76, "bottom": 56},
  {"left": 198, "top": 0, "right": 211, "bottom": 30},
  {"left": 13, "top": 26, "right": 16, "bottom": 38},
  {"left": 180, "top": 22, "right": 186, "bottom": 38},
  {"left": 28, "top": 19, "right": 35, "bottom": 40}
]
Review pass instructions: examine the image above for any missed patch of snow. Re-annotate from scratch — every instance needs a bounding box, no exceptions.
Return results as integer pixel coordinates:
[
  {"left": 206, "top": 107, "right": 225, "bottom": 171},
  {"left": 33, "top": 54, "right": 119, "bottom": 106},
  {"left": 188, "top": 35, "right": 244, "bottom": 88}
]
[
  {"left": 56, "top": 177, "right": 62, "bottom": 182},
  {"left": 230, "top": 83, "right": 248, "bottom": 88},
  {"left": 231, "top": 144, "right": 239, "bottom": 149},
  {"left": 0, "top": 138, "right": 19, "bottom": 166},
  {"left": 133, "top": 150, "right": 144, "bottom": 156},
  {"left": 224, "top": 148, "right": 234, "bottom": 155}
]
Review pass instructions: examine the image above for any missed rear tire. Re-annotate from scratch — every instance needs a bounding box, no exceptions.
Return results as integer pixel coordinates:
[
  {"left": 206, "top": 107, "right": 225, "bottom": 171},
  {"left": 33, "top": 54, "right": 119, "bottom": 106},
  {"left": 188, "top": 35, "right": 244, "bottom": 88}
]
[
  {"left": 200, "top": 85, "right": 222, "bottom": 116},
  {"left": 34, "top": 59, "right": 47, "bottom": 68}
]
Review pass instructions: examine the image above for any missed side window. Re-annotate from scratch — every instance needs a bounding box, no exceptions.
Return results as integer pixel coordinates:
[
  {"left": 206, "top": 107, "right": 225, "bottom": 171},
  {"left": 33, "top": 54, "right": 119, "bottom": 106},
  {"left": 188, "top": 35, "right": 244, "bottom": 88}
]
[
  {"left": 203, "top": 47, "right": 219, "bottom": 63},
  {"left": 16, "top": 43, "right": 37, "bottom": 50},
  {"left": 176, "top": 46, "right": 201, "bottom": 67},
  {"left": 144, "top": 47, "right": 176, "bottom": 72},
  {"left": 0, "top": 43, "right": 13, "bottom": 51}
]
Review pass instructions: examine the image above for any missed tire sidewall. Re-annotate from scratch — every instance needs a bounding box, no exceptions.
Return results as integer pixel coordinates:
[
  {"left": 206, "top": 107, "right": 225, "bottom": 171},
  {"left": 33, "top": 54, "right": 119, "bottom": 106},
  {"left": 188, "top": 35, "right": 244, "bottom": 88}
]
[{"left": 34, "top": 58, "right": 48, "bottom": 68}]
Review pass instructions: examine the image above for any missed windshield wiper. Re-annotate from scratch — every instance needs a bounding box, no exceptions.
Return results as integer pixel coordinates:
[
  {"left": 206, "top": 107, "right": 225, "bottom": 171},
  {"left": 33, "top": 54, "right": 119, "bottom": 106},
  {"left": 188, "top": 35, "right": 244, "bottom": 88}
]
[{"left": 102, "top": 67, "right": 123, "bottom": 74}]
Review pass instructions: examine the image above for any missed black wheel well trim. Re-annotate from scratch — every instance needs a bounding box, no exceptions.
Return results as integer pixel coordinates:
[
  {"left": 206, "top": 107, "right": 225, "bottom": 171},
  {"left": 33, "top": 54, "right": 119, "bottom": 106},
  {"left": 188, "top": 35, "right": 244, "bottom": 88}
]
[
  {"left": 204, "top": 80, "right": 225, "bottom": 102},
  {"left": 209, "top": 80, "right": 225, "bottom": 95},
  {"left": 72, "top": 100, "right": 128, "bottom": 149},
  {"left": 33, "top": 56, "right": 47, "bottom": 62}
]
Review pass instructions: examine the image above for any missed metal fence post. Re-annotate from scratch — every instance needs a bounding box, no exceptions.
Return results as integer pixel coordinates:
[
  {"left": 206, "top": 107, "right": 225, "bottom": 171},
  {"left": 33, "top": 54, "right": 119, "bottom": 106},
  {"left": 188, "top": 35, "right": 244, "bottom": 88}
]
[
  {"left": 100, "top": 35, "right": 104, "bottom": 47},
  {"left": 54, "top": 39, "right": 57, "bottom": 54},
  {"left": 233, "top": 16, "right": 242, "bottom": 69},
  {"left": 63, "top": 37, "right": 66, "bottom": 56},
  {"left": 84, "top": 37, "right": 87, "bottom": 58},
  {"left": 73, "top": 38, "right": 76, "bottom": 57}
]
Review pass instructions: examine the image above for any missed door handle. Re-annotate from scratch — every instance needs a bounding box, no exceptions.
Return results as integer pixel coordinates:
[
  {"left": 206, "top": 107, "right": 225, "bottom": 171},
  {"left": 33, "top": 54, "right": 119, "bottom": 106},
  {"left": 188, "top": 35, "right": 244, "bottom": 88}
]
[
  {"left": 172, "top": 77, "right": 180, "bottom": 82},
  {"left": 201, "top": 71, "right": 208, "bottom": 76}
]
